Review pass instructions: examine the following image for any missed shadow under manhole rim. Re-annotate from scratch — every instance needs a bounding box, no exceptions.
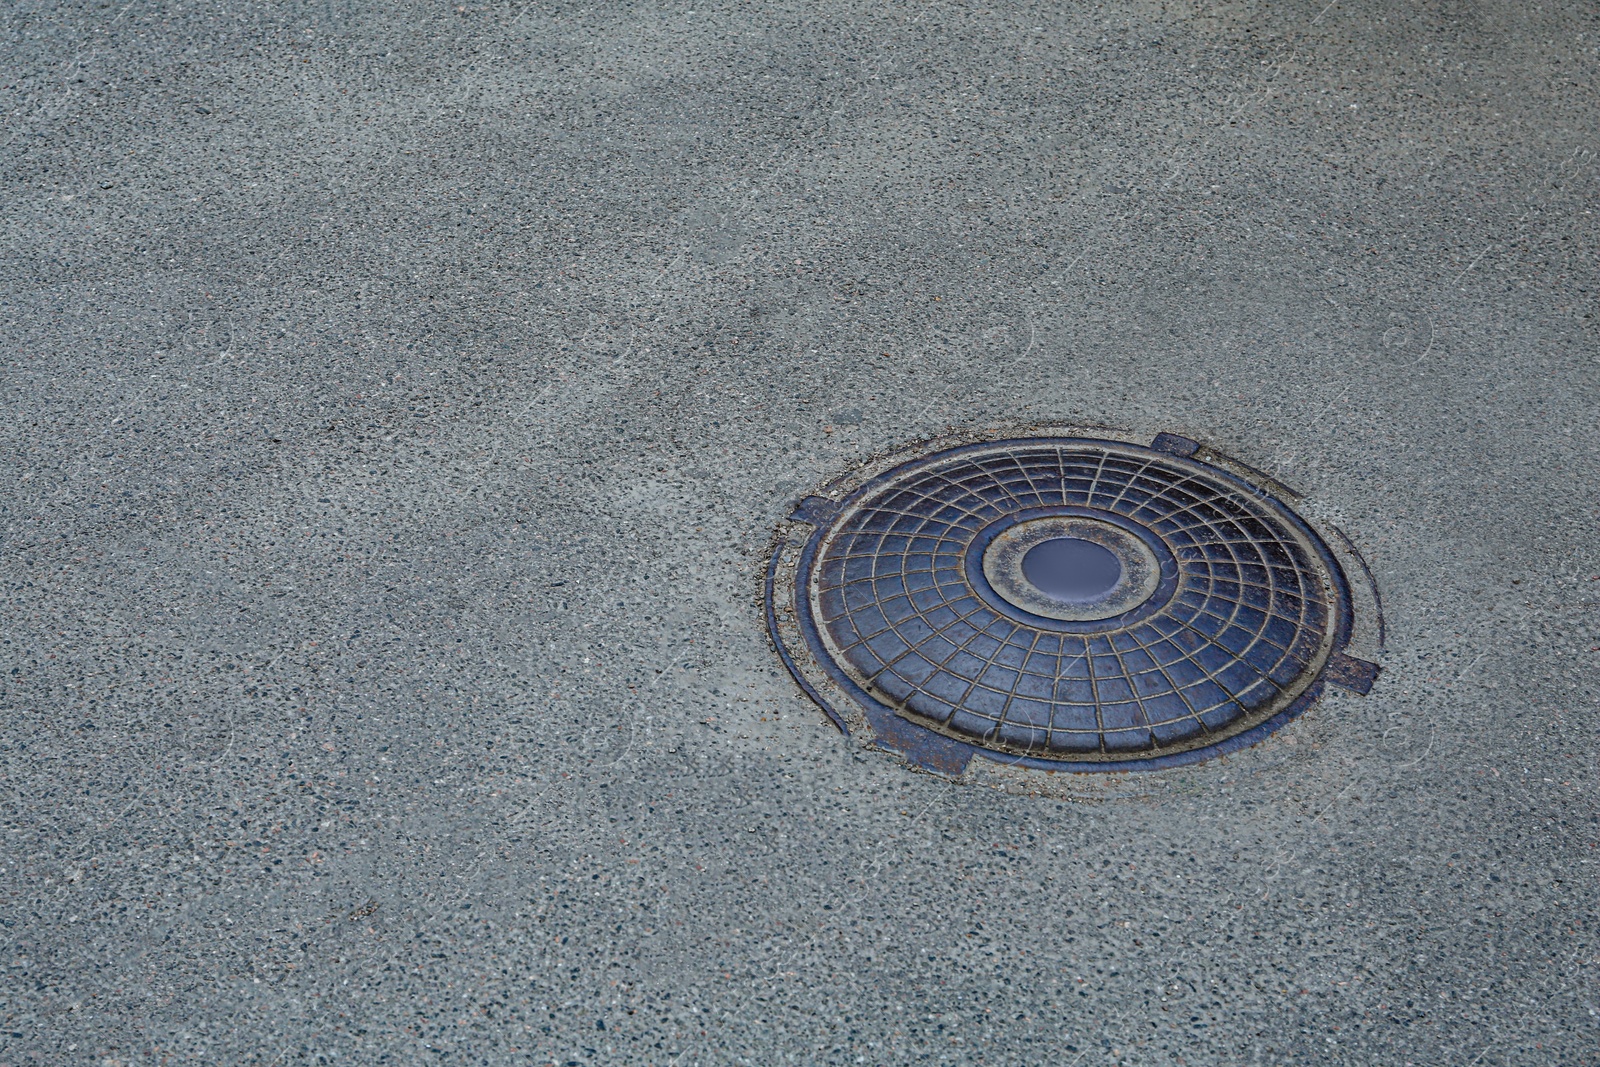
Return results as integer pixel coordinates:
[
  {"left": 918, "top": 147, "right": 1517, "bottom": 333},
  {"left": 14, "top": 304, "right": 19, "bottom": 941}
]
[{"left": 765, "top": 428, "right": 1383, "bottom": 778}]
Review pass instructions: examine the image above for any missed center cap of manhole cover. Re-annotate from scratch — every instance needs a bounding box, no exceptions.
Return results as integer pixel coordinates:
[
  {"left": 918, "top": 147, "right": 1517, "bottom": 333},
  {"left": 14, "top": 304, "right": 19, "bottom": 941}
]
[
  {"left": 766, "top": 433, "right": 1381, "bottom": 777},
  {"left": 981, "top": 515, "right": 1162, "bottom": 621}
]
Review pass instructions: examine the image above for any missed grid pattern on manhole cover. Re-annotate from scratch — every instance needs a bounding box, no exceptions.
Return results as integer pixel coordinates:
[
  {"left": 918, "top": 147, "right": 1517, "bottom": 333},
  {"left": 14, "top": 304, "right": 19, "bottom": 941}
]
[{"left": 798, "top": 439, "right": 1348, "bottom": 763}]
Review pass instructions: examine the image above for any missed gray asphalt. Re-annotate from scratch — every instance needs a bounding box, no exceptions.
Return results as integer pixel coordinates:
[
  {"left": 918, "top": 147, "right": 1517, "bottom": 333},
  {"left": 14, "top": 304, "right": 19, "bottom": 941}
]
[{"left": 3, "top": 1, "right": 1597, "bottom": 1064}]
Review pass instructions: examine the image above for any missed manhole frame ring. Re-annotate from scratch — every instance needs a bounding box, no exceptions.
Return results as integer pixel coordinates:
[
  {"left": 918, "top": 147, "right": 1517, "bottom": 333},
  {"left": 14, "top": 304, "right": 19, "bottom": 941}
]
[{"left": 764, "top": 426, "right": 1369, "bottom": 777}]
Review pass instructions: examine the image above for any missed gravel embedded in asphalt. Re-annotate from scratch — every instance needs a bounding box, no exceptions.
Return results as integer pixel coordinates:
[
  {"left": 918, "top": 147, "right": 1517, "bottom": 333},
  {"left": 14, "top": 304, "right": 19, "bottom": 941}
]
[{"left": 1, "top": 1, "right": 1597, "bottom": 1064}]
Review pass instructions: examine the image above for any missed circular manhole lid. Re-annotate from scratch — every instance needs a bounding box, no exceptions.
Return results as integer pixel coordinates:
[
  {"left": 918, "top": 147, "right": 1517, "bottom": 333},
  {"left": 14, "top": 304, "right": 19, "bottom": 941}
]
[{"left": 766, "top": 432, "right": 1381, "bottom": 776}]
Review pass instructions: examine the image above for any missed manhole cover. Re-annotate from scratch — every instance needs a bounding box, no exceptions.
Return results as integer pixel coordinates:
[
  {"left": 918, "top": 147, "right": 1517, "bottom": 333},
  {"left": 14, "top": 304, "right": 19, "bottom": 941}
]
[{"left": 766, "top": 431, "right": 1381, "bottom": 776}]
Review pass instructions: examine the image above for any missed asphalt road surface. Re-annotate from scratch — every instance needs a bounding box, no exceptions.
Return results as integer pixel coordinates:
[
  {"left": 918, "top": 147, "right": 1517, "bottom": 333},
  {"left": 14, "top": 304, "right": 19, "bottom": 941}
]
[{"left": 2, "top": 1, "right": 1596, "bottom": 1064}]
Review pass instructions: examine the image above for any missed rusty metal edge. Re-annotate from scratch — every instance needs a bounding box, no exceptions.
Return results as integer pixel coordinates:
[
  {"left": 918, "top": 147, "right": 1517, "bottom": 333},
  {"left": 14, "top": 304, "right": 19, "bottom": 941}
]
[
  {"left": 763, "top": 530, "right": 850, "bottom": 737},
  {"left": 1325, "top": 521, "right": 1388, "bottom": 653}
]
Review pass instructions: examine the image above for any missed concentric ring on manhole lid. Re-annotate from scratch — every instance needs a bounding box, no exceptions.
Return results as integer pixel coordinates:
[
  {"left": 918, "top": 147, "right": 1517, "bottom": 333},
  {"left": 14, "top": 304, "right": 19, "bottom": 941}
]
[{"left": 765, "top": 431, "right": 1383, "bottom": 777}]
